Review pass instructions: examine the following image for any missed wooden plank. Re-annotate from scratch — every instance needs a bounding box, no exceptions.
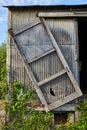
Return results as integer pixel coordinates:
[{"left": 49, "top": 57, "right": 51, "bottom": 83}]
[
  {"left": 26, "top": 103, "right": 44, "bottom": 107},
  {"left": 25, "top": 103, "right": 76, "bottom": 111},
  {"left": 28, "top": 48, "right": 55, "bottom": 63},
  {"left": 7, "top": 10, "right": 12, "bottom": 85},
  {"left": 38, "top": 69, "right": 66, "bottom": 86},
  {"left": 8, "top": 29, "right": 49, "bottom": 112},
  {"left": 75, "top": 111, "right": 81, "bottom": 121},
  {"left": 14, "top": 18, "right": 41, "bottom": 35},
  {"left": 38, "top": 12, "right": 87, "bottom": 17},
  {"left": 40, "top": 18, "right": 82, "bottom": 97},
  {"left": 48, "top": 92, "right": 79, "bottom": 111},
  {"left": 27, "top": 106, "right": 45, "bottom": 111},
  {"left": 53, "top": 104, "right": 76, "bottom": 111}
]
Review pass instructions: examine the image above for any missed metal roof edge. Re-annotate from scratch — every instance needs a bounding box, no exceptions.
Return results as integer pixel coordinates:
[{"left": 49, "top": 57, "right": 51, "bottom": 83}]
[{"left": 3, "top": 4, "right": 87, "bottom": 8}]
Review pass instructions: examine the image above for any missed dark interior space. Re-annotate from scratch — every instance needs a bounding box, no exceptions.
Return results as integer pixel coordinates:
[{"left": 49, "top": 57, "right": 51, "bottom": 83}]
[
  {"left": 78, "top": 19, "right": 87, "bottom": 93},
  {"left": 54, "top": 113, "right": 68, "bottom": 125}
]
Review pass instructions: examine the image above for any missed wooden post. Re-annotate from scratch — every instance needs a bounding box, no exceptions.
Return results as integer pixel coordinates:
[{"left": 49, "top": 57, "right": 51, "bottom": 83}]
[
  {"left": 68, "top": 112, "right": 75, "bottom": 124},
  {"left": 75, "top": 111, "right": 81, "bottom": 122}
]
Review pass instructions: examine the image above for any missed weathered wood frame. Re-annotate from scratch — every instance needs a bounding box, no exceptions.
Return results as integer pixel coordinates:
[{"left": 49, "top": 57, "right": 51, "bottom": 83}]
[
  {"left": 8, "top": 18, "right": 82, "bottom": 111},
  {"left": 39, "top": 18, "right": 82, "bottom": 110},
  {"left": 38, "top": 11, "right": 87, "bottom": 17},
  {"left": 8, "top": 20, "right": 49, "bottom": 112}
]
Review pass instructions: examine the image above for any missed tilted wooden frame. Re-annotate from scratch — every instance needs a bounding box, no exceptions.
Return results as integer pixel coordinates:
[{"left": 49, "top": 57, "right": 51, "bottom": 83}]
[{"left": 8, "top": 18, "right": 82, "bottom": 111}]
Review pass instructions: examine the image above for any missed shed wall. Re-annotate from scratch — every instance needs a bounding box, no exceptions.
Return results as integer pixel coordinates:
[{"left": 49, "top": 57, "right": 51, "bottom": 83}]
[{"left": 7, "top": 8, "right": 79, "bottom": 110}]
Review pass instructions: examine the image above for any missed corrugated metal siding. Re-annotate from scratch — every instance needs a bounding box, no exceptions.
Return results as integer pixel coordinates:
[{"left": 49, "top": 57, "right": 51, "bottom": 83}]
[
  {"left": 46, "top": 18, "right": 77, "bottom": 45},
  {"left": 46, "top": 18, "right": 78, "bottom": 82},
  {"left": 11, "top": 9, "right": 38, "bottom": 29},
  {"left": 8, "top": 9, "right": 38, "bottom": 91},
  {"left": 7, "top": 8, "right": 79, "bottom": 106},
  {"left": 11, "top": 11, "right": 78, "bottom": 80},
  {"left": 41, "top": 74, "right": 75, "bottom": 104},
  {"left": 16, "top": 24, "right": 53, "bottom": 61},
  {"left": 30, "top": 52, "right": 63, "bottom": 82},
  {"left": 10, "top": 41, "right": 34, "bottom": 90}
]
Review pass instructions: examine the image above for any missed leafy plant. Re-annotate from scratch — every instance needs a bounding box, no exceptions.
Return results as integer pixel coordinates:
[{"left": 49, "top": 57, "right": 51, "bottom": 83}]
[
  {"left": 74, "top": 101, "right": 87, "bottom": 130},
  {"left": 55, "top": 101, "right": 87, "bottom": 130},
  {"left": 0, "top": 42, "right": 6, "bottom": 99},
  {"left": 2, "top": 81, "right": 52, "bottom": 130}
]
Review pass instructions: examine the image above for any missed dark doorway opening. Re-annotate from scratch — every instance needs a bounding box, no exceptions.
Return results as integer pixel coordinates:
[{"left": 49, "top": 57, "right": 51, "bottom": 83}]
[
  {"left": 54, "top": 113, "right": 68, "bottom": 125},
  {"left": 78, "top": 20, "right": 87, "bottom": 94}
]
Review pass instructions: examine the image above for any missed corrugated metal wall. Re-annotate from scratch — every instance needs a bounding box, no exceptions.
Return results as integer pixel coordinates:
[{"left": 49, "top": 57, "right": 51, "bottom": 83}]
[
  {"left": 7, "top": 8, "right": 79, "bottom": 105},
  {"left": 46, "top": 18, "right": 78, "bottom": 81}
]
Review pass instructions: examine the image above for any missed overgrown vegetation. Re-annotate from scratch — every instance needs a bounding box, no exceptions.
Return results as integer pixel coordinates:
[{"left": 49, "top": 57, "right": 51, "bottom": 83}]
[
  {"left": 2, "top": 82, "right": 52, "bottom": 130},
  {"left": 0, "top": 43, "right": 52, "bottom": 130},
  {"left": 0, "top": 42, "right": 87, "bottom": 130},
  {"left": 0, "top": 42, "right": 6, "bottom": 99},
  {"left": 55, "top": 101, "right": 87, "bottom": 130}
]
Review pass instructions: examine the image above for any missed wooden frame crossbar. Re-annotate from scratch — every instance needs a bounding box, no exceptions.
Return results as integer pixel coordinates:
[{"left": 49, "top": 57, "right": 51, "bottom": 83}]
[
  {"left": 14, "top": 19, "right": 41, "bottom": 35},
  {"left": 38, "top": 69, "right": 66, "bottom": 86},
  {"left": 28, "top": 48, "right": 55, "bottom": 63},
  {"left": 48, "top": 92, "right": 79, "bottom": 110}
]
